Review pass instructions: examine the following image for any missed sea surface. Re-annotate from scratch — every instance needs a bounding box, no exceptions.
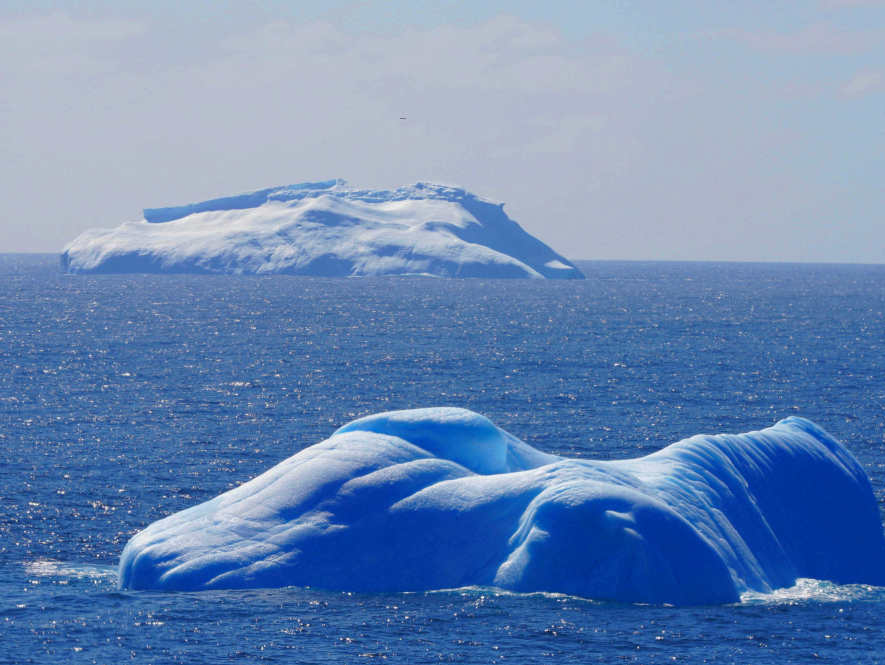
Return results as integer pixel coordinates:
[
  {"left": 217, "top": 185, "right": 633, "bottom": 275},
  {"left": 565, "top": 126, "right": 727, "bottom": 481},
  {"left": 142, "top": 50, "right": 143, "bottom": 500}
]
[{"left": 2, "top": 254, "right": 885, "bottom": 664}]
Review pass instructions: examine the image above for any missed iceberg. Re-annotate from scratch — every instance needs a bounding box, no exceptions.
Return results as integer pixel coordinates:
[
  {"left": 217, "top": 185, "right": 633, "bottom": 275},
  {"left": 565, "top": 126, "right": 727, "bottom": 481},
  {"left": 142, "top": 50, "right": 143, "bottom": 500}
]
[
  {"left": 119, "top": 408, "right": 885, "bottom": 605},
  {"left": 61, "top": 181, "right": 584, "bottom": 279}
]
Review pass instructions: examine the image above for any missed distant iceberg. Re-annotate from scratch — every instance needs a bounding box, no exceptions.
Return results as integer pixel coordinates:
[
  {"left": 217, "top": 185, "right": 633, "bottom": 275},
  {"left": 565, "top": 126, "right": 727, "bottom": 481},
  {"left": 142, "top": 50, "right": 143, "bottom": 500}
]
[
  {"left": 61, "top": 181, "right": 584, "bottom": 279},
  {"left": 118, "top": 408, "right": 885, "bottom": 605}
]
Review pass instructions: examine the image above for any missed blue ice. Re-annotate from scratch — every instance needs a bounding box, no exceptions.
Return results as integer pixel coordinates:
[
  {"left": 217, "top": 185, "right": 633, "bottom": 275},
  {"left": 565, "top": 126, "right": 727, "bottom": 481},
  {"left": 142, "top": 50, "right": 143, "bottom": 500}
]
[{"left": 118, "top": 408, "right": 885, "bottom": 605}]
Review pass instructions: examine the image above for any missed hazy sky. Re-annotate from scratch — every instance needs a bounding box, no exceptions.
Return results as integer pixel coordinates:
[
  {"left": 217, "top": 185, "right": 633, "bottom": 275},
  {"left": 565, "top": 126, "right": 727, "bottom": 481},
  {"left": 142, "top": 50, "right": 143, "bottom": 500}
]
[{"left": 2, "top": 0, "right": 883, "bottom": 262}]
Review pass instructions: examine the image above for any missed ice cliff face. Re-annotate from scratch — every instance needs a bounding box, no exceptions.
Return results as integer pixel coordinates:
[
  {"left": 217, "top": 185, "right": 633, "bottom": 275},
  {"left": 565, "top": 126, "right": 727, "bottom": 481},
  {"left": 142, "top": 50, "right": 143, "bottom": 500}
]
[
  {"left": 61, "top": 180, "right": 584, "bottom": 279},
  {"left": 118, "top": 408, "right": 885, "bottom": 605}
]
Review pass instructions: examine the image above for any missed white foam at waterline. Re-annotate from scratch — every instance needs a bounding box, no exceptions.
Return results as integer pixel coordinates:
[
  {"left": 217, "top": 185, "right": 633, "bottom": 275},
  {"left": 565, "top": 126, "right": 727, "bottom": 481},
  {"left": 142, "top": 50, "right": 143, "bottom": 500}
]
[
  {"left": 25, "top": 559, "right": 119, "bottom": 581},
  {"left": 740, "top": 578, "right": 884, "bottom": 605}
]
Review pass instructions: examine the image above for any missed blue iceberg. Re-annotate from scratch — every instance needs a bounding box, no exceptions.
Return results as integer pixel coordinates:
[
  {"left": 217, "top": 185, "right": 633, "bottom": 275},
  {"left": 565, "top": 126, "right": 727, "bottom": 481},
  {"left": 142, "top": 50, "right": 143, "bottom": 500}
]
[
  {"left": 61, "top": 181, "right": 583, "bottom": 279},
  {"left": 118, "top": 408, "right": 885, "bottom": 605}
]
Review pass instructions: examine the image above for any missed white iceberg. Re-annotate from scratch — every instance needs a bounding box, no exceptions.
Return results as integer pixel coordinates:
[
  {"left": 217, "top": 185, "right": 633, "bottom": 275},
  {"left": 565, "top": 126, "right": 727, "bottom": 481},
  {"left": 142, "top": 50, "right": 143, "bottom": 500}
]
[
  {"left": 61, "top": 180, "right": 584, "bottom": 279},
  {"left": 118, "top": 408, "right": 885, "bottom": 605}
]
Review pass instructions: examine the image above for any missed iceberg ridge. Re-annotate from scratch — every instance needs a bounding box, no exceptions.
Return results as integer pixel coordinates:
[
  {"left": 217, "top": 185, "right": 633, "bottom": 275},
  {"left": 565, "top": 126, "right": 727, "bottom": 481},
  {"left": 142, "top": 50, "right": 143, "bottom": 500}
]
[
  {"left": 62, "top": 181, "right": 583, "bottom": 279},
  {"left": 118, "top": 408, "right": 885, "bottom": 605}
]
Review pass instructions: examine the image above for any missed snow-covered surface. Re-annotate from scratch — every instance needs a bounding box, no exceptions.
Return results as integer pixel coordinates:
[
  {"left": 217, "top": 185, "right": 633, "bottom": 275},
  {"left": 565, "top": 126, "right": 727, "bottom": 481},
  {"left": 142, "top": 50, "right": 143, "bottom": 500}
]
[
  {"left": 118, "top": 408, "right": 885, "bottom": 605},
  {"left": 61, "top": 181, "right": 584, "bottom": 279}
]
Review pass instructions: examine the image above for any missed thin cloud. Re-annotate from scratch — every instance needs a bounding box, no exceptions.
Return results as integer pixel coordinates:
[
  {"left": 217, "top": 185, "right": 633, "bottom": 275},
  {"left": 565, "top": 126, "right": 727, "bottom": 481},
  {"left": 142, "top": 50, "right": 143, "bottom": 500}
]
[
  {"left": 820, "top": 0, "right": 885, "bottom": 8},
  {"left": 842, "top": 70, "right": 884, "bottom": 96},
  {"left": 0, "top": 12, "right": 146, "bottom": 81},
  {"left": 717, "top": 22, "right": 885, "bottom": 53}
]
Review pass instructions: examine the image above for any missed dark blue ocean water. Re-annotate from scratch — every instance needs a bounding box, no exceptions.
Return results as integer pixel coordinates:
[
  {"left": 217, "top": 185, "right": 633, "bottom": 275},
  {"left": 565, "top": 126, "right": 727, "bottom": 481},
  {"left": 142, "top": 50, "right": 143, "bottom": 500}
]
[{"left": 2, "top": 255, "right": 885, "bottom": 664}]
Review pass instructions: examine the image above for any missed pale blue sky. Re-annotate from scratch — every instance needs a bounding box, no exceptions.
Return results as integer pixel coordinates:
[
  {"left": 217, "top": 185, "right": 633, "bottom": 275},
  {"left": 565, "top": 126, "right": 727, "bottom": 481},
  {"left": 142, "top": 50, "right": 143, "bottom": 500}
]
[{"left": 1, "top": 1, "right": 883, "bottom": 261}]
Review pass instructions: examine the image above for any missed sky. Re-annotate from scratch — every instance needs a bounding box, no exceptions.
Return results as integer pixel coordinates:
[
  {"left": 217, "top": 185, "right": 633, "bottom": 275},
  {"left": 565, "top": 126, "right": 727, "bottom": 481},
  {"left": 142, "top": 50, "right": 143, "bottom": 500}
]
[{"left": 1, "top": 0, "right": 883, "bottom": 262}]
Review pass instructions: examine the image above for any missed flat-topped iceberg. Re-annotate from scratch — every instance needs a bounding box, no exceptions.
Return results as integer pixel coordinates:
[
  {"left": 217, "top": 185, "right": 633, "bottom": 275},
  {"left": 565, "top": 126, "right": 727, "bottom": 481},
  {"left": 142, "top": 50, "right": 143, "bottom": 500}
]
[
  {"left": 61, "top": 181, "right": 584, "bottom": 278},
  {"left": 119, "top": 408, "right": 885, "bottom": 605}
]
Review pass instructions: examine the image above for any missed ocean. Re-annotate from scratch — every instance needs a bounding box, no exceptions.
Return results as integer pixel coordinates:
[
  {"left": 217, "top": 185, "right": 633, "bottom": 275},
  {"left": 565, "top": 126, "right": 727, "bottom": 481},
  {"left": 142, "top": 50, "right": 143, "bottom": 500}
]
[{"left": 2, "top": 254, "right": 884, "bottom": 663}]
